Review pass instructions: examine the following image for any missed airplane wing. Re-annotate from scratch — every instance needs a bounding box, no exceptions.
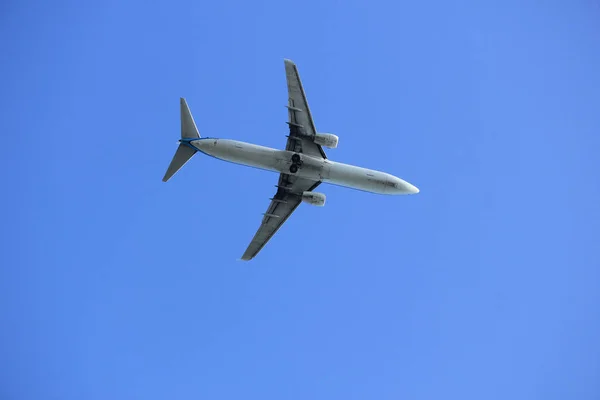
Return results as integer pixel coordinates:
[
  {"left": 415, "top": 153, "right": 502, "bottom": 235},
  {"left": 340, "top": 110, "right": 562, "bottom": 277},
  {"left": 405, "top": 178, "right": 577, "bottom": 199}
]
[
  {"left": 284, "top": 59, "right": 327, "bottom": 159},
  {"left": 241, "top": 174, "right": 320, "bottom": 260},
  {"left": 240, "top": 59, "right": 325, "bottom": 261}
]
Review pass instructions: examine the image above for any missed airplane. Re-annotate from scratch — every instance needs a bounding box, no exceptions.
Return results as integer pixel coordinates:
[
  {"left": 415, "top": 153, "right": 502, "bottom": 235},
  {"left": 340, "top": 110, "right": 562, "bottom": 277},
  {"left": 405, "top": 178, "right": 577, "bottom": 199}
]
[{"left": 163, "top": 59, "right": 419, "bottom": 261}]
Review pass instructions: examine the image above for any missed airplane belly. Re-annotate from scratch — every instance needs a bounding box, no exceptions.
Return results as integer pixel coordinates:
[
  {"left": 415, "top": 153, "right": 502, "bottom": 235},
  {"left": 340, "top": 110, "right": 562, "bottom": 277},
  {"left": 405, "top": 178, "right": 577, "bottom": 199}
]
[
  {"left": 281, "top": 152, "right": 328, "bottom": 181},
  {"left": 324, "top": 162, "right": 388, "bottom": 194},
  {"left": 203, "top": 139, "right": 282, "bottom": 172},
  {"left": 191, "top": 139, "right": 412, "bottom": 194}
]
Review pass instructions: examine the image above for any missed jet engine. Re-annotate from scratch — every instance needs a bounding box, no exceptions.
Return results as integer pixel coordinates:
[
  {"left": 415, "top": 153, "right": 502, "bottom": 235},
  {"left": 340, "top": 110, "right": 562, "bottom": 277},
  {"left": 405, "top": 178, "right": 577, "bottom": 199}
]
[
  {"left": 302, "top": 191, "right": 326, "bottom": 206},
  {"left": 314, "top": 133, "right": 339, "bottom": 149}
]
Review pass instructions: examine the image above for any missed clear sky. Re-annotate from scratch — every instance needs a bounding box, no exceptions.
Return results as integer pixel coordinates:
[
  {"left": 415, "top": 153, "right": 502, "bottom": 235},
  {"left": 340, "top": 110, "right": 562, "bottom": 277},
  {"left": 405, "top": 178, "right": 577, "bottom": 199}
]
[{"left": 1, "top": 0, "right": 599, "bottom": 398}]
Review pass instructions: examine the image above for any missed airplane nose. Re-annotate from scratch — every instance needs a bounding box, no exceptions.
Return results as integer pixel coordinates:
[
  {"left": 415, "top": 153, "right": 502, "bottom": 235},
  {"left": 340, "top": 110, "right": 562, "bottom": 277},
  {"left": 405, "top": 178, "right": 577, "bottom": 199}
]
[
  {"left": 395, "top": 178, "right": 420, "bottom": 194},
  {"left": 407, "top": 183, "right": 419, "bottom": 194}
]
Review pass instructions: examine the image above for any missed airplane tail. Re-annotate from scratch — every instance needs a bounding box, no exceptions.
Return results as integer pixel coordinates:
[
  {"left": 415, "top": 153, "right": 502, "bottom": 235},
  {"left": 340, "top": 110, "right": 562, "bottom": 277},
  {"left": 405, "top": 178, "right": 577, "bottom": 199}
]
[{"left": 162, "top": 98, "right": 201, "bottom": 182}]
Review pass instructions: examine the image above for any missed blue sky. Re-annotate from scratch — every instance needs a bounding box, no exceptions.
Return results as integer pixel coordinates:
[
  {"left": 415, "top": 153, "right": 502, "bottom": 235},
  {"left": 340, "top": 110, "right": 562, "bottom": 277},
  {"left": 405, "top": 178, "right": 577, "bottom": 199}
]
[{"left": 1, "top": 0, "right": 599, "bottom": 398}]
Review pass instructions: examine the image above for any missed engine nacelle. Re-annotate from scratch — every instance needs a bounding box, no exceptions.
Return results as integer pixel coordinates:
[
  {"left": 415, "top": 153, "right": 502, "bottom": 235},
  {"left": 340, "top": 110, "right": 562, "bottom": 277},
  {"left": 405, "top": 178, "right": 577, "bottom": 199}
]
[
  {"left": 314, "top": 133, "right": 339, "bottom": 149},
  {"left": 302, "top": 191, "right": 326, "bottom": 207}
]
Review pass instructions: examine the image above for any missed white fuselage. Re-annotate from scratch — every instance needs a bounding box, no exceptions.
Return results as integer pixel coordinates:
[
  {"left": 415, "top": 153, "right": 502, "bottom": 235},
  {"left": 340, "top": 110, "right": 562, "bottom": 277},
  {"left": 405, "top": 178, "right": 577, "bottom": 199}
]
[{"left": 191, "top": 138, "right": 419, "bottom": 195}]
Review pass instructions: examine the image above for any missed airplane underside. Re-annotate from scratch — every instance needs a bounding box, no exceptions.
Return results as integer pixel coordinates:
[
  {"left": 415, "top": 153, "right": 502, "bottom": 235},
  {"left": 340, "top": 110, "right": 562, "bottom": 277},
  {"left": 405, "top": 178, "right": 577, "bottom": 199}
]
[{"left": 163, "top": 59, "right": 419, "bottom": 260}]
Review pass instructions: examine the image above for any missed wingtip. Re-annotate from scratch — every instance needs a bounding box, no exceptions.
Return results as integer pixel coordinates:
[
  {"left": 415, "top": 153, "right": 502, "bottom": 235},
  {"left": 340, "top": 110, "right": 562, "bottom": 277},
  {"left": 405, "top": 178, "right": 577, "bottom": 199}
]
[
  {"left": 284, "top": 58, "right": 295, "bottom": 66},
  {"left": 239, "top": 251, "right": 255, "bottom": 261}
]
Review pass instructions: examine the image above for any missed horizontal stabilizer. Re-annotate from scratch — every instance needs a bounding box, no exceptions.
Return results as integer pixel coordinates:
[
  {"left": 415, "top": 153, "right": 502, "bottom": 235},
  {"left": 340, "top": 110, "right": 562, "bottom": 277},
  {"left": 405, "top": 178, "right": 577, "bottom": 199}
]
[{"left": 162, "top": 144, "right": 196, "bottom": 182}]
